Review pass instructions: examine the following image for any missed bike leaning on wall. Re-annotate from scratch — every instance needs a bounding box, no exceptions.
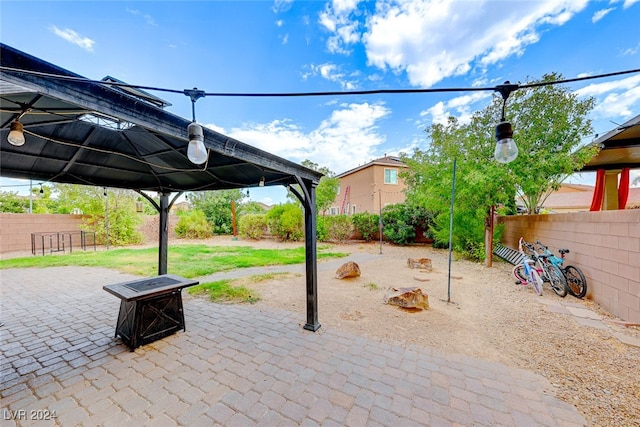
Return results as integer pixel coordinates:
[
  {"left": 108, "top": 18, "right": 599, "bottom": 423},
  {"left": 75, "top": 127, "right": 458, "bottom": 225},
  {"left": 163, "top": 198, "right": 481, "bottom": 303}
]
[{"left": 535, "top": 240, "right": 587, "bottom": 299}]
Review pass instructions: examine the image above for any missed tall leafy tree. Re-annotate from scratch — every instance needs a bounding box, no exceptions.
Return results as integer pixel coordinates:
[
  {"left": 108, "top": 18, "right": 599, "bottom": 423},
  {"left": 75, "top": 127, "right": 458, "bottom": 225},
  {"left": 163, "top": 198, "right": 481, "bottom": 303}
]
[
  {"left": 505, "top": 73, "right": 597, "bottom": 213},
  {"left": 403, "top": 73, "right": 597, "bottom": 259},
  {"left": 0, "top": 191, "right": 27, "bottom": 213},
  {"left": 53, "top": 184, "right": 142, "bottom": 245},
  {"left": 287, "top": 160, "right": 339, "bottom": 215},
  {"left": 188, "top": 189, "right": 245, "bottom": 234}
]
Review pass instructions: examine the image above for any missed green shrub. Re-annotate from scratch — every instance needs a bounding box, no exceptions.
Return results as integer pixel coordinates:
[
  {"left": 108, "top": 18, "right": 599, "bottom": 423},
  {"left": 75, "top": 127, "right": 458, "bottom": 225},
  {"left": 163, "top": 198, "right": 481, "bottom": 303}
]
[
  {"left": 265, "top": 203, "right": 303, "bottom": 241},
  {"left": 381, "top": 204, "right": 415, "bottom": 245},
  {"left": 238, "top": 214, "right": 267, "bottom": 240},
  {"left": 323, "top": 215, "right": 354, "bottom": 242},
  {"left": 174, "top": 210, "right": 212, "bottom": 239},
  {"left": 316, "top": 215, "right": 329, "bottom": 242},
  {"left": 351, "top": 212, "right": 380, "bottom": 241}
]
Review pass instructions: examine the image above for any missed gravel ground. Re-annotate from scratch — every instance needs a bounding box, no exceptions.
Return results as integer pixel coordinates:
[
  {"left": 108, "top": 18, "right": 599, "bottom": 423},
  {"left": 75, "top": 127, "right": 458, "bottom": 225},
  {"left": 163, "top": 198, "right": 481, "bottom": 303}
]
[{"left": 234, "top": 239, "right": 640, "bottom": 427}]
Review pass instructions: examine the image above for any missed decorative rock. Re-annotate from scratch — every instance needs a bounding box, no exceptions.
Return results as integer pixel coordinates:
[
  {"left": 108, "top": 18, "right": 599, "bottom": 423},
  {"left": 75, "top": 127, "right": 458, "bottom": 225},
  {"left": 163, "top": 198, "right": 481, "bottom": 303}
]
[
  {"left": 407, "top": 258, "right": 432, "bottom": 271},
  {"left": 384, "top": 287, "right": 429, "bottom": 310},
  {"left": 335, "top": 261, "right": 361, "bottom": 279}
]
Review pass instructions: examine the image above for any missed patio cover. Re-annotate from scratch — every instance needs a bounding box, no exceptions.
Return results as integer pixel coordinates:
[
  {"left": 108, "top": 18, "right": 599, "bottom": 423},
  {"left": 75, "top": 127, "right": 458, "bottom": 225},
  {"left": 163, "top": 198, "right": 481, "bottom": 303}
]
[
  {"left": 0, "top": 43, "right": 323, "bottom": 331},
  {"left": 582, "top": 113, "right": 640, "bottom": 210}
]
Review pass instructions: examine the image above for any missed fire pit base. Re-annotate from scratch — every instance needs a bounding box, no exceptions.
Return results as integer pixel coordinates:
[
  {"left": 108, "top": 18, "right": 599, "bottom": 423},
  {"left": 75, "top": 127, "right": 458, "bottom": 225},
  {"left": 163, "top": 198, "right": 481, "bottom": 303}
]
[{"left": 103, "top": 274, "right": 199, "bottom": 351}]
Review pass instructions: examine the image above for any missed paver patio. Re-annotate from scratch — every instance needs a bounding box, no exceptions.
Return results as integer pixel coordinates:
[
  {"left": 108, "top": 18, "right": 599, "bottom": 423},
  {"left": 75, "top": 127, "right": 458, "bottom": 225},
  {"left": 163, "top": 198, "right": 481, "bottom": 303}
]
[{"left": 0, "top": 266, "right": 587, "bottom": 426}]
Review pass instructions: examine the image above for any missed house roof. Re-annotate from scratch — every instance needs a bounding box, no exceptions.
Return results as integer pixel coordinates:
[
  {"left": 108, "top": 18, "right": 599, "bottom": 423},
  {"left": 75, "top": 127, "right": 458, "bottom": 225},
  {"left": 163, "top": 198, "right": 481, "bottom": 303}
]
[
  {"left": 0, "top": 43, "right": 322, "bottom": 194},
  {"left": 336, "top": 155, "right": 406, "bottom": 178},
  {"left": 582, "top": 113, "right": 640, "bottom": 172},
  {"left": 541, "top": 184, "right": 640, "bottom": 210}
]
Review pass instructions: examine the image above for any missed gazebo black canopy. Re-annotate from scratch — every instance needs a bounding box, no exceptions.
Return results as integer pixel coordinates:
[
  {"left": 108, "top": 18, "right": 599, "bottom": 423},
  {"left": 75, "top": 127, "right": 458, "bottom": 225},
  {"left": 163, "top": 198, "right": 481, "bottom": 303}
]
[{"left": 0, "top": 43, "right": 323, "bottom": 331}]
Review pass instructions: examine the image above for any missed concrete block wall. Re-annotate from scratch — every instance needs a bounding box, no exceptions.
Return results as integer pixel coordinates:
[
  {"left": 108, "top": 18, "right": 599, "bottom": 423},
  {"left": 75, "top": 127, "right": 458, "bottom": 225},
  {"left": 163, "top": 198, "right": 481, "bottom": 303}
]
[
  {"left": 0, "top": 213, "right": 86, "bottom": 255},
  {"left": 499, "top": 210, "right": 640, "bottom": 324},
  {"left": 0, "top": 213, "right": 179, "bottom": 255}
]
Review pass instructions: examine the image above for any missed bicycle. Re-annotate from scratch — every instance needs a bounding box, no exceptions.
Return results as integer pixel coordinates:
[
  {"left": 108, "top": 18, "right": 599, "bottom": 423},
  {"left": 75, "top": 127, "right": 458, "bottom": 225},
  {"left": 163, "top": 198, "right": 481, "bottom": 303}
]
[
  {"left": 512, "top": 237, "right": 544, "bottom": 296},
  {"left": 513, "top": 238, "right": 567, "bottom": 297},
  {"left": 535, "top": 240, "right": 587, "bottom": 299}
]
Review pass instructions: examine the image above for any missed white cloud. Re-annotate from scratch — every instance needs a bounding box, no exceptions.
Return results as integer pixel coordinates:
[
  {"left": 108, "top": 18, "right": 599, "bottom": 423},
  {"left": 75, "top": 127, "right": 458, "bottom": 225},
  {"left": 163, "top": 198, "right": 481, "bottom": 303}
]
[
  {"left": 420, "top": 92, "right": 492, "bottom": 125},
  {"left": 126, "top": 8, "right": 157, "bottom": 26},
  {"left": 320, "top": 0, "right": 589, "bottom": 87},
  {"left": 621, "top": 42, "right": 639, "bottom": 56},
  {"left": 592, "top": 8, "right": 614, "bottom": 22},
  {"left": 303, "top": 63, "right": 359, "bottom": 89},
  {"left": 273, "top": 0, "right": 294, "bottom": 13},
  {"left": 50, "top": 26, "right": 95, "bottom": 52},
  {"left": 319, "top": 0, "right": 363, "bottom": 54},
  {"left": 574, "top": 74, "right": 640, "bottom": 118},
  {"left": 219, "top": 102, "right": 390, "bottom": 174},
  {"left": 623, "top": 0, "right": 640, "bottom": 8}
]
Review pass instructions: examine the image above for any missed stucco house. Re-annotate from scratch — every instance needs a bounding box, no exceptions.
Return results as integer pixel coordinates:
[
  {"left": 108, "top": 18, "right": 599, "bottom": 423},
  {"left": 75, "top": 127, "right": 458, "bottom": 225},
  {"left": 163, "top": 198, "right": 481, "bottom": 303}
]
[{"left": 328, "top": 156, "right": 407, "bottom": 215}]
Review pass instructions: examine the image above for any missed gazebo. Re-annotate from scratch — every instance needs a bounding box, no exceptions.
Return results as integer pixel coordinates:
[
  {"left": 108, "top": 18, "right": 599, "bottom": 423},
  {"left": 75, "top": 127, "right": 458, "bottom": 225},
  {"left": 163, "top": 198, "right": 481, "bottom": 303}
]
[
  {"left": 583, "top": 113, "right": 640, "bottom": 210},
  {"left": 0, "top": 43, "right": 323, "bottom": 331}
]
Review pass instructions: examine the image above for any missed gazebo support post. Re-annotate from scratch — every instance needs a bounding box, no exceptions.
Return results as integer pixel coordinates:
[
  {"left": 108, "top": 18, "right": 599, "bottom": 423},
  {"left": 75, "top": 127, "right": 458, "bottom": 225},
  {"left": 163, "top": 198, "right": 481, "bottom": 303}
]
[
  {"left": 291, "top": 177, "right": 320, "bottom": 331},
  {"left": 158, "top": 193, "right": 170, "bottom": 275},
  {"left": 135, "top": 190, "right": 182, "bottom": 276}
]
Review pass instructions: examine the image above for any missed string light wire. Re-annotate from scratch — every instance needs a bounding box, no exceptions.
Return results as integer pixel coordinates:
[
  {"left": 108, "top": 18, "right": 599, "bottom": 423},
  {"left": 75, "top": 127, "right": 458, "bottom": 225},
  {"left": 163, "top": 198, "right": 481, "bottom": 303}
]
[{"left": 1, "top": 65, "right": 639, "bottom": 99}]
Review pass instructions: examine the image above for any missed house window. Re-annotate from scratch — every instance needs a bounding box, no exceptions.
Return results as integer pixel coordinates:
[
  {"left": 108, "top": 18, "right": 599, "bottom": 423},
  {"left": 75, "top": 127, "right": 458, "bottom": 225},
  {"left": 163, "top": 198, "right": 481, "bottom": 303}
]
[
  {"left": 330, "top": 207, "right": 338, "bottom": 215},
  {"left": 351, "top": 205, "right": 356, "bottom": 215},
  {"left": 384, "top": 168, "right": 398, "bottom": 184}
]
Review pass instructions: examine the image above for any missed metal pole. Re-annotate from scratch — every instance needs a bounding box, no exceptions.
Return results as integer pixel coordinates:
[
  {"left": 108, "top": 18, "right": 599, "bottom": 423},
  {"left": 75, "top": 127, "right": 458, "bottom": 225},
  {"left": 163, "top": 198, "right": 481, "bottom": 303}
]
[
  {"left": 104, "top": 188, "right": 109, "bottom": 250},
  {"left": 447, "top": 158, "right": 457, "bottom": 303},
  {"left": 378, "top": 189, "right": 383, "bottom": 254}
]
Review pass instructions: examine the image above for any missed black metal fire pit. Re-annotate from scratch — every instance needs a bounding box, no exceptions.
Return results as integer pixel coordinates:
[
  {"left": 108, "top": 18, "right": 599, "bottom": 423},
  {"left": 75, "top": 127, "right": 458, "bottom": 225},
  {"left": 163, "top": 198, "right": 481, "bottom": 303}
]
[{"left": 103, "top": 274, "right": 199, "bottom": 351}]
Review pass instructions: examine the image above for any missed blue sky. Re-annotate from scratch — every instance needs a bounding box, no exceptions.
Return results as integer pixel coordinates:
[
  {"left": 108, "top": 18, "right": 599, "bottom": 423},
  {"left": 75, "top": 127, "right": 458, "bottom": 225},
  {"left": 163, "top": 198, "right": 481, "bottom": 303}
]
[{"left": 2, "top": 0, "right": 640, "bottom": 204}]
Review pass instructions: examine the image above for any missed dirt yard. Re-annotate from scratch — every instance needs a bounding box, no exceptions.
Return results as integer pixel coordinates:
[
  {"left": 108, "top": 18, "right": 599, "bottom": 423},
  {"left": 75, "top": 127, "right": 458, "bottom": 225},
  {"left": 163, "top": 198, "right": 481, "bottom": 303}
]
[{"left": 195, "top": 237, "right": 640, "bottom": 427}]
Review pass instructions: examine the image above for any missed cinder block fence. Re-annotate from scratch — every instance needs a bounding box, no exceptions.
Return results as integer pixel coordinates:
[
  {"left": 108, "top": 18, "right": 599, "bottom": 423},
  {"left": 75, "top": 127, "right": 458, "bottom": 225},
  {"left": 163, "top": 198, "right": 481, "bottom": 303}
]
[{"left": 499, "top": 209, "right": 640, "bottom": 324}]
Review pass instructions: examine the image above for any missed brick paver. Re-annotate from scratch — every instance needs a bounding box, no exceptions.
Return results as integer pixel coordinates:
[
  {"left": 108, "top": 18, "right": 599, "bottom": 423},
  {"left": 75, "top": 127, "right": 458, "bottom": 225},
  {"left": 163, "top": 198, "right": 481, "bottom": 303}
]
[{"left": 0, "top": 266, "right": 587, "bottom": 426}]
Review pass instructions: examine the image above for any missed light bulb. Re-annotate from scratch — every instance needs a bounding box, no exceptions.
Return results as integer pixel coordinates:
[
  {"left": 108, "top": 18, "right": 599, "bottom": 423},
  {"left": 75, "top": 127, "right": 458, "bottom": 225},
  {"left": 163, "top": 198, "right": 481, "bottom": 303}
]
[
  {"left": 8, "top": 120, "right": 26, "bottom": 146},
  {"left": 494, "top": 121, "right": 518, "bottom": 163},
  {"left": 187, "top": 122, "right": 208, "bottom": 165},
  {"left": 259, "top": 177, "right": 265, "bottom": 187}
]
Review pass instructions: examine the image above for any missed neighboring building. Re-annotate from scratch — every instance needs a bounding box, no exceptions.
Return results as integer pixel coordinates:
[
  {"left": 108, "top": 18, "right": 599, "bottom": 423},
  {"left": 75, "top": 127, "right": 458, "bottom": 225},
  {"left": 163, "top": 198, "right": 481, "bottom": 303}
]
[
  {"left": 539, "top": 183, "right": 640, "bottom": 213},
  {"left": 328, "top": 156, "right": 407, "bottom": 215}
]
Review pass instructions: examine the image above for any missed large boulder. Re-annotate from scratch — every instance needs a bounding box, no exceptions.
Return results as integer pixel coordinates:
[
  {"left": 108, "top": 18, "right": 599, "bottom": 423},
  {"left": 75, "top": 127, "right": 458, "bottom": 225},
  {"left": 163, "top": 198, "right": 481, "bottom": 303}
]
[
  {"left": 407, "top": 258, "right": 432, "bottom": 271},
  {"left": 335, "top": 261, "right": 361, "bottom": 279},
  {"left": 384, "top": 287, "right": 429, "bottom": 310}
]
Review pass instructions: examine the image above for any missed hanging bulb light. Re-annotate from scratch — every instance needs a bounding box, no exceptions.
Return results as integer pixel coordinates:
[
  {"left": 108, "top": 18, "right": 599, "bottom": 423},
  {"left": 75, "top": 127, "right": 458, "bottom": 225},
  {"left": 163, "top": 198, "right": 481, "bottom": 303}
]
[
  {"left": 187, "top": 122, "right": 208, "bottom": 164},
  {"left": 183, "top": 88, "right": 208, "bottom": 165},
  {"left": 494, "top": 121, "right": 518, "bottom": 163},
  {"left": 7, "top": 120, "right": 26, "bottom": 146},
  {"left": 259, "top": 176, "right": 265, "bottom": 187},
  {"left": 494, "top": 81, "right": 519, "bottom": 164}
]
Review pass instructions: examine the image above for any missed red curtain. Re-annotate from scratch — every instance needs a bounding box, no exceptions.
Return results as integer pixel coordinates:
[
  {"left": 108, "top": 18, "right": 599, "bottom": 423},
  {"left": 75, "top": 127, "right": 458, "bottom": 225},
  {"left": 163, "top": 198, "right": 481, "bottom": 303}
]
[
  {"left": 590, "top": 169, "right": 605, "bottom": 211},
  {"left": 618, "top": 167, "right": 630, "bottom": 210}
]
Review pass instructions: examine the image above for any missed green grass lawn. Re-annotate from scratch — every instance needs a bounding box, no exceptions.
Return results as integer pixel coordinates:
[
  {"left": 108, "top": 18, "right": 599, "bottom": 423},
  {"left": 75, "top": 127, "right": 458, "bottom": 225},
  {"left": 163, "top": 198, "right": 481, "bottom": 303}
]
[{"left": 0, "top": 244, "right": 348, "bottom": 278}]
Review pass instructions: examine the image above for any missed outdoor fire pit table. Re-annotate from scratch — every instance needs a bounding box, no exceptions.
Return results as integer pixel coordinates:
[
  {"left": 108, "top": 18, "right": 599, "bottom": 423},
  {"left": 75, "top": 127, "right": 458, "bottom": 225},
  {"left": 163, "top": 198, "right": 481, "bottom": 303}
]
[{"left": 103, "top": 274, "right": 199, "bottom": 351}]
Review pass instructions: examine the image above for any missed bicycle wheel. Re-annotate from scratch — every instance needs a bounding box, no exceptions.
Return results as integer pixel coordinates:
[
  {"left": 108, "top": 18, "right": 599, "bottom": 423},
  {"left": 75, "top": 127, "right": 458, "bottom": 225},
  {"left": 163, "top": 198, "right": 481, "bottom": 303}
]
[
  {"left": 512, "top": 264, "right": 527, "bottom": 284},
  {"left": 530, "top": 269, "right": 544, "bottom": 296},
  {"left": 545, "top": 264, "right": 568, "bottom": 297},
  {"left": 564, "top": 265, "right": 587, "bottom": 298}
]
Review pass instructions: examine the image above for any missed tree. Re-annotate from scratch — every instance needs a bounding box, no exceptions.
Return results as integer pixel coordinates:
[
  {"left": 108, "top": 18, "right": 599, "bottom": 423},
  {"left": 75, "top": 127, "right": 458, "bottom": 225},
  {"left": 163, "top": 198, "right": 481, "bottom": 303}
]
[
  {"left": 54, "top": 184, "right": 142, "bottom": 245},
  {"left": 188, "top": 189, "right": 245, "bottom": 234},
  {"left": 505, "top": 73, "right": 597, "bottom": 213},
  {"left": 0, "top": 191, "right": 27, "bottom": 213},
  {"left": 287, "top": 160, "right": 339, "bottom": 214},
  {"left": 403, "top": 73, "right": 597, "bottom": 259}
]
